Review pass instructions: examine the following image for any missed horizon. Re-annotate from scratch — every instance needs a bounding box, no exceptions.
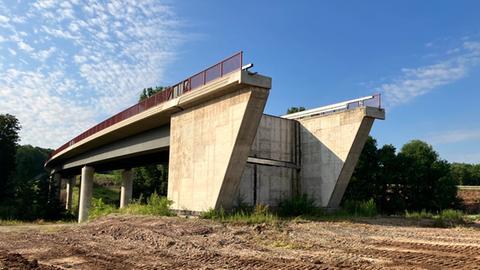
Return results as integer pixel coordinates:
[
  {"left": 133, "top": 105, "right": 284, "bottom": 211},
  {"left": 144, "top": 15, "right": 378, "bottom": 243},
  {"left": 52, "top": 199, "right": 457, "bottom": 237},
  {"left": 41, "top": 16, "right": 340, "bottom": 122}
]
[{"left": 1, "top": 1, "right": 479, "bottom": 163}]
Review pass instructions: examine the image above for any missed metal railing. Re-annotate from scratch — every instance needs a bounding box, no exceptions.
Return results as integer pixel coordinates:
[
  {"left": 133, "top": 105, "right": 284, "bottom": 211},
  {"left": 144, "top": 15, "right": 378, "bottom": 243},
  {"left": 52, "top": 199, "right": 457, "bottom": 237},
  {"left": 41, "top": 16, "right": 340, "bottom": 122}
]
[
  {"left": 48, "top": 52, "right": 243, "bottom": 160},
  {"left": 282, "top": 93, "right": 381, "bottom": 120}
]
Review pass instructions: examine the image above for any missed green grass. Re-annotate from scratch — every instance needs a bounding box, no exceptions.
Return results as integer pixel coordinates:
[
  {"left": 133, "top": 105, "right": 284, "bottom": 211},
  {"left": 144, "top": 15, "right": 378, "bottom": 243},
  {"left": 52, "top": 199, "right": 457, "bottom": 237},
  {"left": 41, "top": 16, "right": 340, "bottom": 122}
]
[
  {"left": 201, "top": 204, "right": 278, "bottom": 225},
  {"left": 88, "top": 192, "right": 174, "bottom": 220},
  {"left": 405, "top": 209, "right": 468, "bottom": 227},
  {"left": 0, "top": 219, "right": 24, "bottom": 226},
  {"left": 405, "top": 209, "right": 434, "bottom": 219}
]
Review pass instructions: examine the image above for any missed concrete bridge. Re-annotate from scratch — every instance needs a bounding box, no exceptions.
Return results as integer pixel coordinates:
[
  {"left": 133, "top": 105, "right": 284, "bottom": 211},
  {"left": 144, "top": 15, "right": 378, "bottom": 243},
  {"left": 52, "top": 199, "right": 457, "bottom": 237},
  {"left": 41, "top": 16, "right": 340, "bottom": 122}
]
[{"left": 45, "top": 52, "right": 385, "bottom": 222}]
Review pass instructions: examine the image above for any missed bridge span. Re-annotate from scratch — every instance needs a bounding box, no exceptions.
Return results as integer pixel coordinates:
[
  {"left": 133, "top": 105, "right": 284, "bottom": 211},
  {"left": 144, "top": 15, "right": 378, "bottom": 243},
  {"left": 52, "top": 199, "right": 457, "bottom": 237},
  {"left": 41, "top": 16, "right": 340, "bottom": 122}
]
[{"left": 45, "top": 52, "right": 385, "bottom": 222}]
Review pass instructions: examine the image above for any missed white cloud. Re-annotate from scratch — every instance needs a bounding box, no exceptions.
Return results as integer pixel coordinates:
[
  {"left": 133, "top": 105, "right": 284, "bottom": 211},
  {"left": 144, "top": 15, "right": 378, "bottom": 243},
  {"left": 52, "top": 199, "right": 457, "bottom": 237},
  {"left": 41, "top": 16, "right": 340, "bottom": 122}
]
[
  {"left": 429, "top": 129, "right": 480, "bottom": 145},
  {"left": 0, "top": 0, "right": 183, "bottom": 148},
  {"left": 0, "top": 14, "right": 8, "bottom": 23},
  {"left": 377, "top": 41, "right": 480, "bottom": 107},
  {"left": 18, "top": 40, "right": 34, "bottom": 52}
]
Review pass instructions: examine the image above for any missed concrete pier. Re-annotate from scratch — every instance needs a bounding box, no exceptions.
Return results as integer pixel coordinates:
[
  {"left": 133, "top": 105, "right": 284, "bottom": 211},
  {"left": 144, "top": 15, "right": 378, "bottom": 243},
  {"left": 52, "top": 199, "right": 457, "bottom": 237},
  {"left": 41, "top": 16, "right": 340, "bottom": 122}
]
[
  {"left": 78, "top": 166, "right": 94, "bottom": 223},
  {"left": 52, "top": 173, "right": 62, "bottom": 200},
  {"left": 65, "top": 176, "right": 75, "bottom": 210},
  {"left": 120, "top": 169, "right": 133, "bottom": 208}
]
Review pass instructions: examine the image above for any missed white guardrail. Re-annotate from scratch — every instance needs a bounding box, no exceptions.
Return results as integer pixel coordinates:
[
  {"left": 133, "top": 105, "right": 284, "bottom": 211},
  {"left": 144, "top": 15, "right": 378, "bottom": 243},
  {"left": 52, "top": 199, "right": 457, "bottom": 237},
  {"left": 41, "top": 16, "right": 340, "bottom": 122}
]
[{"left": 282, "top": 94, "right": 381, "bottom": 120}]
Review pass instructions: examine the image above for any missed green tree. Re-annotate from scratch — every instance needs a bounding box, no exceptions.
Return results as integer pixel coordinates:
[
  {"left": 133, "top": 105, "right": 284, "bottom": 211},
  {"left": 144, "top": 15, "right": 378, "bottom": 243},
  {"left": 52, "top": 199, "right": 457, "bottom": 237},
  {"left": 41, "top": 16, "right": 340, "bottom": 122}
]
[
  {"left": 0, "top": 114, "right": 21, "bottom": 203},
  {"left": 133, "top": 164, "right": 168, "bottom": 201},
  {"left": 286, "top": 106, "right": 306, "bottom": 114},
  {"left": 12, "top": 145, "right": 54, "bottom": 219},
  {"left": 139, "top": 86, "right": 164, "bottom": 101},
  {"left": 344, "top": 138, "right": 459, "bottom": 214},
  {"left": 451, "top": 163, "right": 480, "bottom": 185},
  {"left": 132, "top": 87, "right": 169, "bottom": 201}
]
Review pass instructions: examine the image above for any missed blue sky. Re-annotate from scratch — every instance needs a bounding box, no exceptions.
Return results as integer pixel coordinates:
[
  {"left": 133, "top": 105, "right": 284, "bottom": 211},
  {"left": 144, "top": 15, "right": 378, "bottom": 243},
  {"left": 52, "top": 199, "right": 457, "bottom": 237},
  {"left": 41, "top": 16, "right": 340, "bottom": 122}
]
[{"left": 1, "top": 1, "right": 479, "bottom": 163}]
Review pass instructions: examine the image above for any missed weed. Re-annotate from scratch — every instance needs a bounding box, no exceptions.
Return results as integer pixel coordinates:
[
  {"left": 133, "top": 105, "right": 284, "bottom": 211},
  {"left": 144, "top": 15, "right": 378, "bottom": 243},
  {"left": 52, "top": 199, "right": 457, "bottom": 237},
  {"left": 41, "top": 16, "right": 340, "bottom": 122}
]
[
  {"left": 342, "top": 198, "right": 377, "bottom": 217},
  {"left": 278, "top": 194, "right": 319, "bottom": 217},
  {"left": 405, "top": 209, "right": 434, "bottom": 219},
  {"left": 201, "top": 204, "right": 278, "bottom": 225},
  {"left": 434, "top": 209, "right": 465, "bottom": 227}
]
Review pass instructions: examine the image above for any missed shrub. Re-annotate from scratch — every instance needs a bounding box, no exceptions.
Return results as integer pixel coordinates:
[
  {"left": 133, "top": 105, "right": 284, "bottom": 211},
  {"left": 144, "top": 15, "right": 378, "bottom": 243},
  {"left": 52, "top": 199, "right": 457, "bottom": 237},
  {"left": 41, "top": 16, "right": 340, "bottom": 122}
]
[
  {"left": 89, "top": 198, "right": 117, "bottom": 220},
  {"left": 343, "top": 198, "right": 377, "bottom": 217},
  {"left": 120, "top": 192, "right": 174, "bottom": 216},
  {"left": 434, "top": 209, "right": 465, "bottom": 227},
  {"left": 89, "top": 193, "right": 174, "bottom": 220},
  {"left": 278, "top": 194, "right": 319, "bottom": 217},
  {"left": 201, "top": 204, "right": 278, "bottom": 224}
]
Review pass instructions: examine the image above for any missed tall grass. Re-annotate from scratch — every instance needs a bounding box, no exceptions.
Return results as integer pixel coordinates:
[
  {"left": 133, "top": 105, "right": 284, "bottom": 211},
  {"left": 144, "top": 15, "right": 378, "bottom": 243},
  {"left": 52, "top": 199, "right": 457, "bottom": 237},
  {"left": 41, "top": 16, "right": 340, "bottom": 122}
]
[
  {"left": 88, "top": 192, "right": 174, "bottom": 220},
  {"left": 201, "top": 204, "right": 278, "bottom": 225},
  {"left": 342, "top": 198, "right": 378, "bottom": 217}
]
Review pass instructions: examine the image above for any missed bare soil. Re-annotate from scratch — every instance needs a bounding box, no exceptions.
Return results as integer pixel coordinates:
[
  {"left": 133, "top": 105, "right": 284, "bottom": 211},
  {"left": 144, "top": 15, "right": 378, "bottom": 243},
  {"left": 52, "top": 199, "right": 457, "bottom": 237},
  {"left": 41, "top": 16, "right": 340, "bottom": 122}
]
[
  {"left": 458, "top": 188, "right": 480, "bottom": 214},
  {"left": 0, "top": 215, "right": 479, "bottom": 269}
]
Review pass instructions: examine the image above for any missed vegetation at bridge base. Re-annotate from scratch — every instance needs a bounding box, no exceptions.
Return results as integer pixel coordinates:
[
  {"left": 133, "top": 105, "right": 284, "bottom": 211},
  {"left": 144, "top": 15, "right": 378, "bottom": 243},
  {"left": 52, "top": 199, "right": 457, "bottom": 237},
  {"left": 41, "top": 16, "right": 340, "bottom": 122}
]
[
  {"left": 0, "top": 114, "right": 69, "bottom": 221},
  {"left": 133, "top": 164, "right": 168, "bottom": 201},
  {"left": 343, "top": 137, "right": 461, "bottom": 215},
  {"left": 88, "top": 192, "right": 174, "bottom": 220}
]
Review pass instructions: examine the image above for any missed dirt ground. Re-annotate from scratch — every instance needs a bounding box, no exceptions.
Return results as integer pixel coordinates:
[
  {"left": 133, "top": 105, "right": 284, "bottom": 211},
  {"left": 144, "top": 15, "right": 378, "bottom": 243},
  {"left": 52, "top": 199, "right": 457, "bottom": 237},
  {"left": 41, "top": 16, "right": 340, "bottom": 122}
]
[
  {"left": 0, "top": 216, "right": 479, "bottom": 270},
  {"left": 458, "top": 188, "right": 480, "bottom": 214}
]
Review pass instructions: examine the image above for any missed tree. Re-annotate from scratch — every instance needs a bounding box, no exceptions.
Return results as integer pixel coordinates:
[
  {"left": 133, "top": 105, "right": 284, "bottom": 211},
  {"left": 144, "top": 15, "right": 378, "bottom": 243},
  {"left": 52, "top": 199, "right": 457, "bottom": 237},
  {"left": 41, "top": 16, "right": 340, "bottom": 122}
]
[
  {"left": 139, "top": 86, "right": 164, "bottom": 101},
  {"left": 0, "top": 114, "right": 20, "bottom": 203},
  {"left": 12, "top": 145, "right": 53, "bottom": 219},
  {"left": 344, "top": 138, "right": 459, "bottom": 214},
  {"left": 451, "top": 163, "right": 480, "bottom": 185},
  {"left": 286, "top": 106, "right": 306, "bottom": 114},
  {"left": 133, "top": 164, "right": 168, "bottom": 200},
  {"left": 132, "top": 87, "right": 169, "bottom": 201}
]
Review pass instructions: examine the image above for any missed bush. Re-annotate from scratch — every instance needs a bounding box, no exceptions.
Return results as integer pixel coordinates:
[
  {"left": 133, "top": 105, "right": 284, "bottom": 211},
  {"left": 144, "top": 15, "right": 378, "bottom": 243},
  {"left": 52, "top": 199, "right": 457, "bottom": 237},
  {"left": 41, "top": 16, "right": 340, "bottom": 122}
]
[
  {"left": 201, "top": 204, "right": 278, "bottom": 224},
  {"left": 435, "top": 209, "right": 465, "bottom": 227},
  {"left": 343, "top": 199, "right": 377, "bottom": 217},
  {"left": 121, "top": 192, "right": 173, "bottom": 216},
  {"left": 88, "top": 193, "right": 174, "bottom": 220},
  {"left": 278, "top": 194, "right": 319, "bottom": 217},
  {"left": 89, "top": 198, "right": 117, "bottom": 220}
]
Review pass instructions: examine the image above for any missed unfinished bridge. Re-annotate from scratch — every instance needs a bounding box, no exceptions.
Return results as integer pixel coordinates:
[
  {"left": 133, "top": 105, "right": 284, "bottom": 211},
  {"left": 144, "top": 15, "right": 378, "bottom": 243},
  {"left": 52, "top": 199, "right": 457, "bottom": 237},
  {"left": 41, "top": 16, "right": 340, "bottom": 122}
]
[{"left": 44, "top": 52, "right": 385, "bottom": 222}]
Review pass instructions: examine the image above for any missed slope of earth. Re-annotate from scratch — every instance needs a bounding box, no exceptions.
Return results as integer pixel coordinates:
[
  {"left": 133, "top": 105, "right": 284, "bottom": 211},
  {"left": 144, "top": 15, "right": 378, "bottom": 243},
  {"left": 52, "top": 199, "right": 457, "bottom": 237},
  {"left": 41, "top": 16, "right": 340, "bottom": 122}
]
[{"left": 0, "top": 215, "right": 479, "bottom": 269}]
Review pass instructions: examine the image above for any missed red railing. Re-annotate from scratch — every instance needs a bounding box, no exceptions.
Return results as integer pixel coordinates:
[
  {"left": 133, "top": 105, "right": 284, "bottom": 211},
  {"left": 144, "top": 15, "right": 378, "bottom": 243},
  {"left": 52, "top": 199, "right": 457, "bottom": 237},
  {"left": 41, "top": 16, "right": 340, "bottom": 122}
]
[{"left": 48, "top": 52, "right": 243, "bottom": 161}]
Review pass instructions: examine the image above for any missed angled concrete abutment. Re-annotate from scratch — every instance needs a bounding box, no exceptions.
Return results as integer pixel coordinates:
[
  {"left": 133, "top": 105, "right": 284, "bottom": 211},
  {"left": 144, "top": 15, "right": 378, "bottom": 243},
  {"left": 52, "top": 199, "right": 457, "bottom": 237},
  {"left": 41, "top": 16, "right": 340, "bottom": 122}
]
[
  {"left": 236, "top": 106, "right": 385, "bottom": 209},
  {"left": 297, "top": 107, "right": 384, "bottom": 208},
  {"left": 168, "top": 86, "right": 270, "bottom": 212}
]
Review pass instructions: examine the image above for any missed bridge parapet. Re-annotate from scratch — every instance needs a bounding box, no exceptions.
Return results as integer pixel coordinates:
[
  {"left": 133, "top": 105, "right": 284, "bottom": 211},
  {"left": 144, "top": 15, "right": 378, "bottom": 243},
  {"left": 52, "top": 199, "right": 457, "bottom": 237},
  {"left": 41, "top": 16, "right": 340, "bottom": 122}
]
[{"left": 47, "top": 52, "right": 243, "bottom": 163}]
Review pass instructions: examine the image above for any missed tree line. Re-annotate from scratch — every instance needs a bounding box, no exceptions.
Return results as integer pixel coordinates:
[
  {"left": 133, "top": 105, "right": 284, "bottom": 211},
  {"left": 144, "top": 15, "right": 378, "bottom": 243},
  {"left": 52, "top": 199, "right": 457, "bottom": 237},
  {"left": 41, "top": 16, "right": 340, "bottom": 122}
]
[
  {"left": 344, "top": 137, "right": 466, "bottom": 214},
  {"left": 0, "top": 114, "right": 64, "bottom": 220}
]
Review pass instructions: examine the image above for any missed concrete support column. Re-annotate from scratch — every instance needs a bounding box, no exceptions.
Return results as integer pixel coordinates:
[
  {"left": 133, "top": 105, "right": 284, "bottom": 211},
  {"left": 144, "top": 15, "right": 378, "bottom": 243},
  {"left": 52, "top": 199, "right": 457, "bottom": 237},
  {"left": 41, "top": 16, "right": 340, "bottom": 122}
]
[
  {"left": 78, "top": 166, "right": 94, "bottom": 223},
  {"left": 120, "top": 169, "right": 133, "bottom": 208},
  {"left": 52, "top": 173, "right": 62, "bottom": 200},
  {"left": 65, "top": 176, "right": 75, "bottom": 210}
]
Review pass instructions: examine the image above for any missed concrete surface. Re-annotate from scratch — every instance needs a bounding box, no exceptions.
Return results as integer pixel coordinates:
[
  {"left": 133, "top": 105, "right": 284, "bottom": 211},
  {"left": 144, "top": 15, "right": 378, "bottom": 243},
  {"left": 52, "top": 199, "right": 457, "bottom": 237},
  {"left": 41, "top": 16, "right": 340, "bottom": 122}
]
[
  {"left": 298, "top": 107, "right": 385, "bottom": 208},
  {"left": 120, "top": 169, "right": 133, "bottom": 208},
  {"left": 78, "top": 166, "right": 94, "bottom": 223},
  {"left": 168, "top": 86, "right": 269, "bottom": 211},
  {"left": 65, "top": 177, "right": 75, "bottom": 210}
]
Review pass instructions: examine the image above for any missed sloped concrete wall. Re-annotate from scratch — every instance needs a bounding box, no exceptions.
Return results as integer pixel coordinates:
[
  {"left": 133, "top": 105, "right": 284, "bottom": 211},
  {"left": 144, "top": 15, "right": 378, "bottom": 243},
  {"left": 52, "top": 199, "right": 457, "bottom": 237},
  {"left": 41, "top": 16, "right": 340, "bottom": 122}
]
[
  {"left": 298, "top": 107, "right": 385, "bottom": 208},
  {"left": 237, "top": 115, "right": 298, "bottom": 206},
  {"left": 168, "top": 87, "right": 269, "bottom": 211},
  {"left": 238, "top": 163, "right": 295, "bottom": 206}
]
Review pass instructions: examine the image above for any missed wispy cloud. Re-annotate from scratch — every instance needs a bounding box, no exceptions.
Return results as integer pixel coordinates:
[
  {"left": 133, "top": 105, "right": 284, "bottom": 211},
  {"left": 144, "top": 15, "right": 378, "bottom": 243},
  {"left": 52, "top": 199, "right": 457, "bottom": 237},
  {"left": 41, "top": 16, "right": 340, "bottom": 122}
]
[
  {"left": 377, "top": 40, "right": 480, "bottom": 107},
  {"left": 429, "top": 129, "right": 480, "bottom": 145},
  {"left": 0, "top": 0, "right": 183, "bottom": 149}
]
